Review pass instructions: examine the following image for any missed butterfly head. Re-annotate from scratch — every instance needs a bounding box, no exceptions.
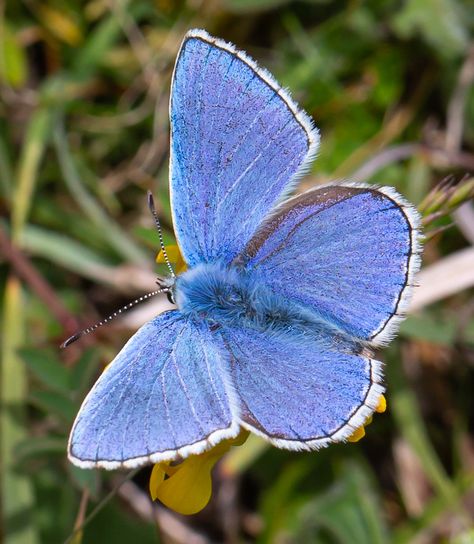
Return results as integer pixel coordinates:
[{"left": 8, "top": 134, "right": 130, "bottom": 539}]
[{"left": 156, "top": 274, "right": 177, "bottom": 304}]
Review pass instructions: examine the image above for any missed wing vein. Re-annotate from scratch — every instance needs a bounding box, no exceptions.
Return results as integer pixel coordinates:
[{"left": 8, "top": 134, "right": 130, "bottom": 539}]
[
  {"left": 172, "top": 350, "right": 205, "bottom": 433},
  {"left": 215, "top": 114, "right": 294, "bottom": 219},
  {"left": 199, "top": 332, "right": 228, "bottom": 419}
]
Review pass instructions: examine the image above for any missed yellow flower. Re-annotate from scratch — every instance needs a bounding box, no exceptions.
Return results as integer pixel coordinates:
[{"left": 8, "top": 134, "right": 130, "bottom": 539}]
[
  {"left": 348, "top": 394, "right": 387, "bottom": 443},
  {"left": 149, "top": 431, "right": 249, "bottom": 515},
  {"left": 156, "top": 244, "right": 187, "bottom": 274}
]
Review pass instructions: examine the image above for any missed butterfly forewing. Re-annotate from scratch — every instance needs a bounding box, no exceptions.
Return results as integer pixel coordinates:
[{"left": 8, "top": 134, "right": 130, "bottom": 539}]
[
  {"left": 68, "top": 311, "right": 239, "bottom": 469},
  {"left": 170, "top": 29, "right": 319, "bottom": 267}
]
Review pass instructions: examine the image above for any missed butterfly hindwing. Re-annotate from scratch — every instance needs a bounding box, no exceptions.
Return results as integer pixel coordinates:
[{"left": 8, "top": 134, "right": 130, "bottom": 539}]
[
  {"left": 240, "top": 183, "right": 422, "bottom": 345},
  {"left": 219, "top": 323, "right": 383, "bottom": 447},
  {"left": 68, "top": 311, "right": 238, "bottom": 469},
  {"left": 170, "top": 29, "right": 319, "bottom": 267}
]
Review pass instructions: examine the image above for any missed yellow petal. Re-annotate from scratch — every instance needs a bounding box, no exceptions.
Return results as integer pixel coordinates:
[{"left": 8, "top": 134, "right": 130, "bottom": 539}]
[
  {"left": 156, "top": 245, "right": 180, "bottom": 263},
  {"left": 347, "top": 396, "right": 386, "bottom": 444},
  {"left": 149, "top": 431, "right": 250, "bottom": 515},
  {"left": 230, "top": 430, "right": 250, "bottom": 447},
  {"left": 149, "top": 463, "right": 166, "bottom": 501},
  {"left": 376, "top": 394, "right": 387, "bottom": 413},
  {"left": 348, "top": 426, "right": 366, "bottom": 443},
  {"left": 38, "top": 5, "right": 83, "bottom": 46},
  {"left": 156, "top": 245, "right": 187, "bottom": 273},
  {"left": 152, "top": 454, "right": 220, "bottom": 515},
  {"left": 210, "top": 430, "right": 250, "bottom": 455}
]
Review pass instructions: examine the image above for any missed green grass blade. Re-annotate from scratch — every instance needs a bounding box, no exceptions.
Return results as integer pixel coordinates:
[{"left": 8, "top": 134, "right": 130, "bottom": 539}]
[
  {"left": 72, "top": 15, "right": 121, "bottom": 78},
  {"left": 1, "top": 278, "right": 39, "bottom": 544},
  {"left": 1, "top": 99, "right": 52, "bottom": 544},
  {"left": 11, "top": 108, "right": 52, "bottom": 242},
  {"left": 387, "top": 350, "right": 469, "bottom": 522},
  {"left": 0, "top": 127, "right": 13, "bottom": 200},
  {"left": 20, "top": 224, "right": 116, "bottom": 285},
  {"left": 53, "top": 119, "right": 148, "bottom": 265}
]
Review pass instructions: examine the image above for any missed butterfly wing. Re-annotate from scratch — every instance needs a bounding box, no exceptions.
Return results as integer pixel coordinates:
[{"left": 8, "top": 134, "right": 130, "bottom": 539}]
[
  {"left": 219, "top": 323, "right": 383, "bottom": 448},
  {"left": 170, "top": 29, "right": 319, "bottom": 267},
  {"left": 68, "top": 311, "right": 238, "bottom": 469},
  {"left": 239, "top": 183, "right": 422, "bottom": 346}
]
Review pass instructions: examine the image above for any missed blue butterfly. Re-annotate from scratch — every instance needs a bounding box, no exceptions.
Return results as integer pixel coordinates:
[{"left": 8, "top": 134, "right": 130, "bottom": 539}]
[{"left": 68, "top": 29, "right": 422, "bottom": 469}]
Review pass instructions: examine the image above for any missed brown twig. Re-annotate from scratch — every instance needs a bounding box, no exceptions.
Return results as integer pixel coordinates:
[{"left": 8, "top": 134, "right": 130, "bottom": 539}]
[
  {"left": 71, "top": 489, "right": 90, "bottom": 544},
  {"left": 444, "top": 43, "right": 474, "bottom": 245},
  {"left": 422, "top": 210, "right": 448, "bottom": 226},
  {"left": 423, "top": 223, "right": 455, "bottom": 242},
  {"left": 351, "top": 144, "right": 474, "bottom": 183},
  {"left": 351, "top": 143, "right": 420, "bottom": 180},
  {"left": 445, "top": 43, "right": 474, "bottom": 154},
  {"left": 0, "top": 226, "right": 79, "bottom": 336},
  {"left": 115, "top": 480, "right": 210, "bottom": 544}
]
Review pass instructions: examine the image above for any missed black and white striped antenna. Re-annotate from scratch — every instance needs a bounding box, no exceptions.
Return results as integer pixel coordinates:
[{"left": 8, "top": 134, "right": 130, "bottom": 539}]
[
  {"left": 60, "top": 191, "right": 175, "bottom": 349},
  {"left": 60, "top": 287, "right": 169, "bottom": 348},
  {"left": 147, "top": 190, "right": 176, "bottom": 279}
]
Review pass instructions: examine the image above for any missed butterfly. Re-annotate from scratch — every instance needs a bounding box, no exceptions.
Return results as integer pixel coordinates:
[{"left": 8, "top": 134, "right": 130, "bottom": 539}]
[{"left": 68, "top": 29, "right": 422, "bottom": 469}]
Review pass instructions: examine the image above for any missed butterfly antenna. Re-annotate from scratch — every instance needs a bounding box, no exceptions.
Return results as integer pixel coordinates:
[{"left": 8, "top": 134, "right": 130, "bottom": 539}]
[
  {"left": 60, "top": 288, "right": 169, "bottom": 348},
  {"left": 147, "top": 190, "right": 176, "bottom": 279}
]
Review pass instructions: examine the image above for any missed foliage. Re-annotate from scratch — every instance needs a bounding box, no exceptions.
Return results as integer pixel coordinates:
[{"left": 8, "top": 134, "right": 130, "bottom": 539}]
[{"left": 1, "top": 1, "right": 473, "bottom": 542}]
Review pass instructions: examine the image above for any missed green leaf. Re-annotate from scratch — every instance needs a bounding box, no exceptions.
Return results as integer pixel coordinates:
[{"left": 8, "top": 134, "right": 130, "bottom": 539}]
[
  {"left": 19, "top": 348, "right": 71, "bottom": 393},
  {"left": 15, "top": 437, "right": 67, "bottom": 463},
  {"left": 387, "top": 348, "right": 468, "bottom": 517},
  {"left": 391, "top": 0, "right": 469, "bottom": 59},
  {"left": 132, "top": 225, "right": 176, "bottom": 249},
  {"left": 70, "top": 349, "right": 100, "bottom": 399},
  {"left": 29, "top": 391, "right": 77, "bottom": 422},
  {"left": 68, "top": 465, "right": 101, "bottom": 498},
  {"left": 290, "top": 460, "right": 389, "bottom": 544},
  {"left": 259, "top": 454, "right": 322, "bottom": 542},
  {"left": 53, "top": 119, "right": 148, "bottom": 265},
  {"left": 224, "top": 0, "right": 291, "bottom": 13},
  {"left": 1, "top": 279, "right": 39, "bottom": 544},
  {"left": 400, "top": 313, "right": 474, "bottom": 345},
  {"left": 0, "top": 23, "right": 28, "bottom": 87},
  {"left": 0, "top": 125, "right": 13, "bottom": 200},
  {"left": 72, "top": 15, "right": 121, "bottom": 77}
]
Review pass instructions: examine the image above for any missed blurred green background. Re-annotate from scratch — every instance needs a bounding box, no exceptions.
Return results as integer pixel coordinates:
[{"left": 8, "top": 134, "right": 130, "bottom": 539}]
[{"left": 1, "top": 0, "right": 474, "bottom": 543}]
